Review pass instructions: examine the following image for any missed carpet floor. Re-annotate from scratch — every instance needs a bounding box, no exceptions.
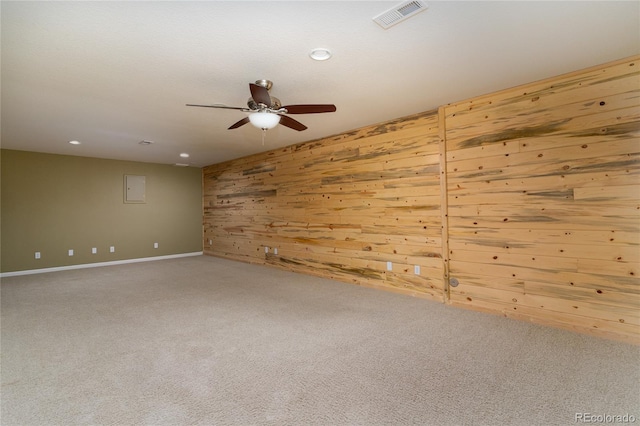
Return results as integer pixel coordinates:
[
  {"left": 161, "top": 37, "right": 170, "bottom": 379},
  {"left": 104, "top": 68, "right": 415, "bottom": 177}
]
[{"left": 1, "top": 255, "right": 639, "bottom": 425}]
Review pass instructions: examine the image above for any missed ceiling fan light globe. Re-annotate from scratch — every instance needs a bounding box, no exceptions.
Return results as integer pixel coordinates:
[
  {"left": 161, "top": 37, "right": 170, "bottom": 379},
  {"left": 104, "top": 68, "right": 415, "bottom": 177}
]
[{"left": 249, "top": 112, "right": 281, "bottom": 130}]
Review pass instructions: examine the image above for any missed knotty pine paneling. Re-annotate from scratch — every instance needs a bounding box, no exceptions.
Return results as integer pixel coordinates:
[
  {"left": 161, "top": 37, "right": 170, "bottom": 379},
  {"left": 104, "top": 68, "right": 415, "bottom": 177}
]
[
  {"left": 203, "top": 111, "right": 445, "bottom": 300},
  {"left": 443, "top": 56, "right": 640, "bottom": 343},
  {"left": 204, "top": 56, "right": 639, "bottom": 343}
]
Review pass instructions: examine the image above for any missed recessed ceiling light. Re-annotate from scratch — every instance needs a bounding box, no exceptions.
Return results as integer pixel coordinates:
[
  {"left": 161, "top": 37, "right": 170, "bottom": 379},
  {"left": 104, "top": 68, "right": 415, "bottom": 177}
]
[
  {"left": 309, "top": 48, "right": 332, "bottom": 61},
  {"left": 179, "top": 153, "right": 189, "bottom": 158},
  {"left": 69, "top": 140, "right": 81, "bottom": 145}
]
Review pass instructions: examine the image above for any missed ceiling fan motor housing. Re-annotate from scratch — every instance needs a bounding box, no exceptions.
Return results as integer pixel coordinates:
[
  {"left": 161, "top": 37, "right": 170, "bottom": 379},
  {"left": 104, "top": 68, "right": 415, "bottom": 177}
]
[{"left": 248, "top": 96, "right": 281, "bottom": 111}]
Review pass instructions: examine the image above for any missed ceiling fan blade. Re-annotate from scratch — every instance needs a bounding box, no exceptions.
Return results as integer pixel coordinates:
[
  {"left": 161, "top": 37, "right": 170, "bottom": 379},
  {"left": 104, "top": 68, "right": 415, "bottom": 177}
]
[
  {"left": 250, "top": 83, "right": 272, "bottom": 107},
  {"left": 186, "top": 104, "right": 248, "bottom": 111},
  {"left": 279, "top": 115, "right": 308, "bottom": 131},
  {"left": 228, "top": 117, "right": 250, "bottom": 130},
  {"left": 282, "top": 104, "right": 337, "bottom": 114}
]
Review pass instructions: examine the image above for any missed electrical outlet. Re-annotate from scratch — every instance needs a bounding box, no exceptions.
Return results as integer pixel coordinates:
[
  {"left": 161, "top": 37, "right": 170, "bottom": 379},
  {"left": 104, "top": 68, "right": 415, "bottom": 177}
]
[
  {"left": 387, "top": 261, "right": 393, "bottom": 271},
  {"left": 92, "top": 247, "right": 97, "bottom": 254},
  {"left": 208, "top": 239, "right": 213, "bottom": 245},
  {"left": 35, "top": 252, "right": 41, "bottom": 259},
  {"left": 264, "top": 246, "right": 269, "bottom": 253},
  {"left": 153, "top": 242, "right": 158, "bottom": 249},
  {"left": 110, "top": 246, "right": 115, "bottom": 253},
  {"left": 68, "top": 249, "right": 74, "bottom": 256},
  {"left": 414, "top": 265, "right": 421, "bottom": 275},
  {"left": 274, "top": 248, "right": 278, "bottom": 255}
]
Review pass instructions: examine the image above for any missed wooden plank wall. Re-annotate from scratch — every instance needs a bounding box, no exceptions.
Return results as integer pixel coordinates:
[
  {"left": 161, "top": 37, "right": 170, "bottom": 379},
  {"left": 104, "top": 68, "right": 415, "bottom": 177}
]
[
  {"left": 203, "top": 56, "right": 639, "bottom": 343},
  {"left": 203, "top": 111, "right": 445, "bottom": 301},
  {"left": 442, "top": 56, "right": 640, "bottom": 343}
]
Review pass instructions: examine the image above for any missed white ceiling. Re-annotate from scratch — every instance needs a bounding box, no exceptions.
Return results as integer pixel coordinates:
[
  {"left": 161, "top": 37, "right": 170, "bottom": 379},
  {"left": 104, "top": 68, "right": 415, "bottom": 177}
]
[{"left": 2, "top": 1, "right": 639, "bottom": 167}]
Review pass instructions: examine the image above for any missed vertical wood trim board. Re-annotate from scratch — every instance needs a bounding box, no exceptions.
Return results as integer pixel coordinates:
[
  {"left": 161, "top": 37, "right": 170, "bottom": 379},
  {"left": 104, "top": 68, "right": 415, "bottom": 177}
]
[
  {"left": 203, "top": 56, "right": 640, "bottom": 343},
  {"left": 438, "top": 106, "right": 452, "bottom": 301}
]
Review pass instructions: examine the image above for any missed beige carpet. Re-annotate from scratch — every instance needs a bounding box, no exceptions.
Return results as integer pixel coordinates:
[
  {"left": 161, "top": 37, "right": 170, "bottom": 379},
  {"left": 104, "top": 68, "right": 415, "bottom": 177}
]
[{"left": 1, "top": 255, "right": 639, "bottom": 425}]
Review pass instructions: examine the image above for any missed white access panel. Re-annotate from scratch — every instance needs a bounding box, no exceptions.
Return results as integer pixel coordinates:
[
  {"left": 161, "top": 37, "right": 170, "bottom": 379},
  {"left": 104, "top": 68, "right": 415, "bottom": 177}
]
[{"left": 124, "top": 175, "right": 146, "bottom": 203}]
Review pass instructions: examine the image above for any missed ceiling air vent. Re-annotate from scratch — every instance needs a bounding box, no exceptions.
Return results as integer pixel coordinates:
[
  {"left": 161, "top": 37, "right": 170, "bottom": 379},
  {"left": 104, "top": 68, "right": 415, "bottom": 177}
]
[{"left": 373, "top": 1, "right": 428, "bottom": 29}]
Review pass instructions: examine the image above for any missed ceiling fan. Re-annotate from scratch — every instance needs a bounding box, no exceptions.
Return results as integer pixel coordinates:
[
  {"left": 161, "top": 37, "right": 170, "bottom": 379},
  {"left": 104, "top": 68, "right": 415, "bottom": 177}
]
[{"left": 186, "top": 80, "right": 336, "bottom": 132}]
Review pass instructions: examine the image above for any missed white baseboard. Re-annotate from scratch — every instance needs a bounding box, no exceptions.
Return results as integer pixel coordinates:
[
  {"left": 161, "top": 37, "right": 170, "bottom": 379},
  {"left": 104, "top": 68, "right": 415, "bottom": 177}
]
[{"left": 0, "top": 252, "right": 203, "bottom": 278}]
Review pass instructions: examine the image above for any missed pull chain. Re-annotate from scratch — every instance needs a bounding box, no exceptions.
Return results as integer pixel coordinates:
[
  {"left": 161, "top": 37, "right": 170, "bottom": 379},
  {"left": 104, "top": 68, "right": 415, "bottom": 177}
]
[{"left": 261, "top": 128, "right": 267, "bottom": 146}]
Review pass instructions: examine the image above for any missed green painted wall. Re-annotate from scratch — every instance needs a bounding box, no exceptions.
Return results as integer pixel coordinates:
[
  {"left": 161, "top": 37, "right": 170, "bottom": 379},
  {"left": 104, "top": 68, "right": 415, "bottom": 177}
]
[{"left": 1, "top": 149, "right": 202, "bottom": 273}]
